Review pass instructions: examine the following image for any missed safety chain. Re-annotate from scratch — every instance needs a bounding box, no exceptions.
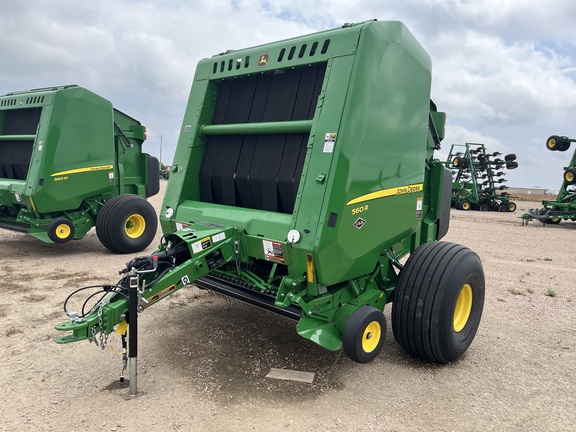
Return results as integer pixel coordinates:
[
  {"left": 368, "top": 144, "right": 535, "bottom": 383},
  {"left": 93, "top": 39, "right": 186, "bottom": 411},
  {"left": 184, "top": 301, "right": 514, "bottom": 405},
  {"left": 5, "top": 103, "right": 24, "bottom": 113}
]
[{"left": 88, "top": 303, "right": 109, "bottom": 349}]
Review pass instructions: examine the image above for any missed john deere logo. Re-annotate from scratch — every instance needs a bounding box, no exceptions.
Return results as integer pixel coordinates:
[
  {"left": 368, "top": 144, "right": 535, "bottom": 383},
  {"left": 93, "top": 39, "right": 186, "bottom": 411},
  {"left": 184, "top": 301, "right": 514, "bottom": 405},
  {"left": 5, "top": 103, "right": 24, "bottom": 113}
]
[{"left": 257, "top": 53, "right": 269, "bottom": 67}]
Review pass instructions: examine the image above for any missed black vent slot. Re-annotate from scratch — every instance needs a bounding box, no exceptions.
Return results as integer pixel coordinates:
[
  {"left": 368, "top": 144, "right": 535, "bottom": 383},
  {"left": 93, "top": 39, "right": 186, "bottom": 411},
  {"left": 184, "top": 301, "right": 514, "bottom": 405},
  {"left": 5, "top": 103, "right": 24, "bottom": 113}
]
[
  {"left": 1, "top": 99, "right": 17, "bottom": 107},
  {"left": 199, "top": 63, "right": 326, "bottom": 214}
]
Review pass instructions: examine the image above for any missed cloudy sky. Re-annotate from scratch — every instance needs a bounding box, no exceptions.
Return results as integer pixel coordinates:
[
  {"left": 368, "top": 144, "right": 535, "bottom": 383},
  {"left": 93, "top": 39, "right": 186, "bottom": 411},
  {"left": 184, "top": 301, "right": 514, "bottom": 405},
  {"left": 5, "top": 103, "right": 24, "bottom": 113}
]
[{"left": 2, "top": 0, "right": 575, "bottom": 190}]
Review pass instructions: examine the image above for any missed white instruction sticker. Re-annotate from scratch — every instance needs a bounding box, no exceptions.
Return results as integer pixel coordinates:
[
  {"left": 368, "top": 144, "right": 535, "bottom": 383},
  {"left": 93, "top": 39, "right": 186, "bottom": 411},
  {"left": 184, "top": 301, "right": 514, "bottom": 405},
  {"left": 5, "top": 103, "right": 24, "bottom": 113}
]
[
  {"left": 212, "top": 232, "right": 226, "bottom": 243},
  {"left": 323, "top": 132, "right": 337, "bottom": 153}
]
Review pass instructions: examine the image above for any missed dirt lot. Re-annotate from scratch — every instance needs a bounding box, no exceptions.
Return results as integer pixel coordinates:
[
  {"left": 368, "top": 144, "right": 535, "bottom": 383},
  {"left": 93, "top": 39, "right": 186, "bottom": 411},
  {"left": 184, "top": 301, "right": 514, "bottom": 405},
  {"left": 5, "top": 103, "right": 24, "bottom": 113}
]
[{"left": 1, "top": 183, "right": 575, "bottom": 431}]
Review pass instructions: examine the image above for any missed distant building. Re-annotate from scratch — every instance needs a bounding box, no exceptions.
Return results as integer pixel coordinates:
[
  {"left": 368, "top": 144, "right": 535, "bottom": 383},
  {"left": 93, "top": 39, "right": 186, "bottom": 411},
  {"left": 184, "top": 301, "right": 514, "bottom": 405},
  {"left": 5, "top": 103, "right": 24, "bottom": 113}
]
[{"left": 506, "top": 186, "right": 558, "bottom": 195}]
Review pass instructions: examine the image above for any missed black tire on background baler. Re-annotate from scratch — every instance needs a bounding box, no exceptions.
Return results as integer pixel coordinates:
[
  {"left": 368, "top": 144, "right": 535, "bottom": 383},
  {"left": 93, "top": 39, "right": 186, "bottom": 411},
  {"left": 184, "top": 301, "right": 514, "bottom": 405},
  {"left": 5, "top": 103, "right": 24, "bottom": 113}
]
[
  {"left": 96, "top": 194, "right": 158, "bottom": 254},
  {"left": 392, "top": 241, "right": 485, "bottom": 363}
]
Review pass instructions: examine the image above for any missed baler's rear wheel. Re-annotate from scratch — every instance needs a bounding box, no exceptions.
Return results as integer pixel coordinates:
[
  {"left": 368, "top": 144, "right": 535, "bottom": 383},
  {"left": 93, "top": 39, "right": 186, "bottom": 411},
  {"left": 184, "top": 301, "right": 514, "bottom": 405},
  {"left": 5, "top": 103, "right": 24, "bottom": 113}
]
[
  {"left": 507, "top": 202, "right": 517, "bottom": 212},
  {"left": 342, "top": 306, "right": 386, "bottom": 363},
  {"left": 392, "top": 241, "right": 485, "bottom": 363},
  {"left": 96, "top": 194, "right": 158, "bottom": 254},
  {"left": 47, "top": 218, "right": 75, "bottom": 243},
  {"left": 460, "top": 200, "right": 471, "bottom": 211}
]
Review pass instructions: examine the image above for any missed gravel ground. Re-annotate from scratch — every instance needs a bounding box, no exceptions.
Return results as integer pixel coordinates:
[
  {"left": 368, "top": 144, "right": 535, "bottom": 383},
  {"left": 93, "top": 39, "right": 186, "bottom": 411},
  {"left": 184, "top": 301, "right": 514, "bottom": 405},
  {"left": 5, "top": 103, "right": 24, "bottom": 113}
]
[{"left": 1, "top": 183, "right": 575, "bottom": 431}]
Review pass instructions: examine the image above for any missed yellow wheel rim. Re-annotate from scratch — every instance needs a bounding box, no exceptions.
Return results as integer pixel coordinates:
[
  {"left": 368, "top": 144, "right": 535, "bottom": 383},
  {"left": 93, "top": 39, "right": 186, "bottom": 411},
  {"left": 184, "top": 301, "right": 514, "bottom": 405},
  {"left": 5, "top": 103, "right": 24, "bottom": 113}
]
[
  {"left": 462, "top": 202, "right": 470, "bottom": 210},
  {"left": 55, "top": 223, "right": 71, "bottom": 239},
  {"left": 453, "top": 157, "right": 459, "bottom": 167},
  {"left": 125, "top": 214, "right": 146, "bottom": 238},
  {"left": 362, "top": 321, "right": 381, "bottom": 353},
  {"left": 454, "top": 284, "right": 473, "bottom": 332},
  {"left": 566, "top": 172, "right": 574, "bottom": 182},
  {"left": 547, "top": 138, "right": 555, "bottom": 149}
]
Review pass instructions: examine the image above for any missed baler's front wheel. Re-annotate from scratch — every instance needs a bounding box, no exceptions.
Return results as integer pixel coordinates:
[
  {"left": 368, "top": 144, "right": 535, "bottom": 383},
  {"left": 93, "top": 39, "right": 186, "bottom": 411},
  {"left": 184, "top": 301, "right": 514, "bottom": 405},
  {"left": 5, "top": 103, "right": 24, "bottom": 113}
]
[
  {"left": 96, "top": 194, "right": 158, "bottom": 254},
  {"left": 392, "top": 241, "right": 485, "bottom": 363},
  {"left": 47, "top": 218, "right": 75, "bottom": 243},
  {"left": 342, "top": 306, "right": 386, "bottom": 363}
]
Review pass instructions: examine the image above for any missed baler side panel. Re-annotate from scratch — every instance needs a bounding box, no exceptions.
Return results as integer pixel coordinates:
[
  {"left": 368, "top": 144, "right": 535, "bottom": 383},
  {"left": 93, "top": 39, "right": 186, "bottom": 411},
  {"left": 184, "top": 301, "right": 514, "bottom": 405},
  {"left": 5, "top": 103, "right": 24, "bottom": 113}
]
[
  {"left": 31, "top": 88, "right": 116, "bottom": 213},
  {"left": 112, "top": 108, "right": 152, "bottom": 197},
  {"left": 311, "top": 23, "right": 433, "bottom": 285}
]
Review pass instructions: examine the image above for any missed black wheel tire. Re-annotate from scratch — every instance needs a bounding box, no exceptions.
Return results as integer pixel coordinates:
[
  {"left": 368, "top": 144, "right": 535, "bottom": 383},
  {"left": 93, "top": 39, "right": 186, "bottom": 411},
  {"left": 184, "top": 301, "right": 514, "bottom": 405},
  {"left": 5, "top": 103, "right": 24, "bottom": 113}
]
[
  {"left": 47, "top": 218, "right": 75, "bottom": 244},
  {"left": 506, "top": 161, "right": 519, "bottom": 170},
  {"left": 546, "top": 135, "right": 570, "bottom": 152},
  {"left": 499, "top": 204, "right": 508, "bottom": 212},
  {"left": 96, "top": 194, "right": 158, "bottom": 254},
  {"left": 452, "top": 156, "right": 470, "bottom": 168},
  {"left": 454, "top": 201, "right": 462, "bottom": 210},
  {"left": 563, "top": 169, "right": 576, "bottom": 185},
  {"left": 480, "top": 204, "right": 489, "bottom": 211},
  {"left": 507, "top": 202, "right": 517, "bottom": 212},
  {"left": 392, "top": 242, "right": 485, "bottom": 363},
  {"left": 504, "top": 153, "right": 516, "bottom": 162},
  {"left": 342, "top": 306, "right": 386, "bottom": 363},
  {"left": 545, "top": 217, "right": 561, "bottom": 225},
  {"left": 461, "top": 200, "right": 471, "bottom": 211}
]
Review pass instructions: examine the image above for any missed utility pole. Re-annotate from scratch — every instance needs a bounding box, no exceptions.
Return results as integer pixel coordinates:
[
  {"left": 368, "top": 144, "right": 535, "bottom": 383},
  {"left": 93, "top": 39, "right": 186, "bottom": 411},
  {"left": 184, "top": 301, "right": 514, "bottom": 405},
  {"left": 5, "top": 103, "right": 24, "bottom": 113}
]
[{"left": 159, "top": 135, "right": 163, "bottom": 170}]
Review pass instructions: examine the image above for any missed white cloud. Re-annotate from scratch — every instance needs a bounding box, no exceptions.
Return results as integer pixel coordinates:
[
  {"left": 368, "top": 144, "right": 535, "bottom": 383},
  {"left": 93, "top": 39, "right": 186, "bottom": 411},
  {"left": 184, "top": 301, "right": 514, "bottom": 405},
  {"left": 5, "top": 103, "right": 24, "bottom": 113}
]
[{"left": 1, "top": 0, "right": 575, "bottom": 190}]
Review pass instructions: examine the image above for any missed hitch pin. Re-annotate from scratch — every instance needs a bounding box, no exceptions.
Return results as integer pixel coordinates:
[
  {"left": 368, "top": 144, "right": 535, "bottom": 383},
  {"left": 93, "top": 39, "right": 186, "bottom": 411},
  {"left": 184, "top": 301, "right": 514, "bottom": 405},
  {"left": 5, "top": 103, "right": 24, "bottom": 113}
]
[{"left": 66, "top": 310, "right": 85, "bottom": 324}]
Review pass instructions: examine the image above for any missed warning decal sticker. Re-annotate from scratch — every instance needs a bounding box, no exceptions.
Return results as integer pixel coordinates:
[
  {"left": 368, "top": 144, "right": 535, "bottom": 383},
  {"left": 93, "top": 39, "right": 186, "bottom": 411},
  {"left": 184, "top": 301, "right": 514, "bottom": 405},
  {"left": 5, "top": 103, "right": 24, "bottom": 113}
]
[
  {"left": 263, "top": 240, "right": 285, "bottom": 263},
  {"left": 416, "top": 197, "right": 423, "bottom": 218},
  {"left": 192, "top": 236, "right": 212, "bottom": 254}
]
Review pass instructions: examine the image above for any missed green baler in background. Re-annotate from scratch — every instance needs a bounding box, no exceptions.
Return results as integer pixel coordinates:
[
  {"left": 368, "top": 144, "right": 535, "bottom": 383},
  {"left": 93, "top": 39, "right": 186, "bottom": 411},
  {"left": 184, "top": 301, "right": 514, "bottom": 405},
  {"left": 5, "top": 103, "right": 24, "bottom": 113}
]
[
  {"left": 0, "top": 85, "right": 159, "bottom": 253},
  {"left": 56, "top": 21, "right": 485, "bottom": 367}
]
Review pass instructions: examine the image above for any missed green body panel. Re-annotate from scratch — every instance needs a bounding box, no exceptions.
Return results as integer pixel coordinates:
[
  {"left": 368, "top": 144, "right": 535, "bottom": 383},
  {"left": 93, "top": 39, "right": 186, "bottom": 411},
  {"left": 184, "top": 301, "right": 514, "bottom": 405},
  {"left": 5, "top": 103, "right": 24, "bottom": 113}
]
[
  {"left": 0, "top": 85, "right": 156, "bottom": 241},
  {"left": 56, "top": 21, "right": 451, "bottom": 352}
]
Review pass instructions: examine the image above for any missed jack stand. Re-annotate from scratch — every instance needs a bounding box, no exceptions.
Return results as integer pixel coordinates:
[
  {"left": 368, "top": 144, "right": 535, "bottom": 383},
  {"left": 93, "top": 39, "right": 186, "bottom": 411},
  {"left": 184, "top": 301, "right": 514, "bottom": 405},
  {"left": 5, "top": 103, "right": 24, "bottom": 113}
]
[{"left": 128, "top": 273, "right": 142, "bottom": 398}]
